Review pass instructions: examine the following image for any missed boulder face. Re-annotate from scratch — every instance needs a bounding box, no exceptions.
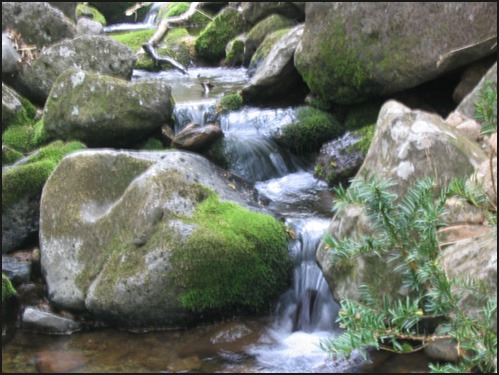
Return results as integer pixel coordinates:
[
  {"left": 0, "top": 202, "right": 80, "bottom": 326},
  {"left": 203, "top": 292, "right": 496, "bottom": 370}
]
[
  {"left": 15, "top": 35, "right": 136, "bottom": 105},
  {"left": 1, "top": 2, "right": 77, "bottom": 50},
  {"left": 295, "top": 3, "right": 498, "bottom": 105},
  {"left": 40, "top": 150, "right": 290, "bottom": 327},
  {"left": 241, "top": 25, "right": 305, "bottom": 103},
  {"left": 43, "top": 69, "right": 173, "bottom": 148},
  {"left": 316, "top": 100, "right": 488, "bottom": 302},
  {"left": 241, "top": 2, "right": 305, "bottom": 25},
  {"left": 171, "top": 122, "right": 224, "bottom": 152},
  {"left": 2, "top": 34, "right": 21, "bottom": 74}
]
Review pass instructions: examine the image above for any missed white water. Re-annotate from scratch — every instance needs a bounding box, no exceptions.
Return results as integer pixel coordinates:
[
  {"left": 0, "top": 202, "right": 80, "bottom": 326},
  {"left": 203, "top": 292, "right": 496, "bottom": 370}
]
[{"left": 103, "top": 2, "right": 167, "bottom": 33}]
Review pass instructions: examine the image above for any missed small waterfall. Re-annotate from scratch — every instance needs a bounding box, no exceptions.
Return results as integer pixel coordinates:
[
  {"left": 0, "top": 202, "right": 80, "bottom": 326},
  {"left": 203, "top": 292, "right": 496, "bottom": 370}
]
[
  {"left": 276, "top": 219, "right": 339, "bottom": 333},
  {"left": 143, "top": 2, "right": 165, "bottom": 26},
  {"left": 103, "top": 2, "right": 166, "bottom": 33},
  {"left": 173, "top": 99, "right": 218, "bottom": 133}
]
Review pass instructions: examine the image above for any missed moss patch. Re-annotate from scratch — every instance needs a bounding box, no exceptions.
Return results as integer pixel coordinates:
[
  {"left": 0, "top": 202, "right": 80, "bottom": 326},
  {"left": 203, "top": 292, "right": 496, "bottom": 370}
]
[
  {"left": 2, "top": 273, "right": 16, "bottom": 303},
  {"left": 76, "top": 3, "right": 107, "bottom": 25},
  {"left": 278, "top": 106, "right": 342, "bottom": 153},
  {"left": 225, "top": 37, "right": 245, "bottom": 66},
  {"left": 2, "top": 145, "right": 24, "bottom": 166},
  {"left": 2, "top": 119, "right": 48, "bottom": 153},
  {"left": 250, "top": 28, "right": 291, "bottom": 67},
  {"left": 296, "top": 21, "right": 373, "bottom": 104},
  {"left": 217, "top": 93, "right": 243, "bottom": 115},
  {"left": 195, "top": 8, "right": 245, "bottom": 62},
  {"left": 171, "top": 187, "right": 291, "bottom": 313},
  {"left": 2, "top": 91, "right": 37, "bottom": 132},
  {"left": 2, "top": 140, "right": 85, "bottom": 213},
  {"left": 110, "top": 29, "right": 157, "bottom": 53},
  {"left": 158, "top": 2, "right": 212, "bottom": 25}
]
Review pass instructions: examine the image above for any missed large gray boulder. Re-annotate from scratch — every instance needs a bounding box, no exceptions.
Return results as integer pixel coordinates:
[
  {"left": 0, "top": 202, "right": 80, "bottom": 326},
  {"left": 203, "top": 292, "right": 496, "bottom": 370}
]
[
  {"left": 316, "top": 100, "right": 488, "bottom": 302},
  {"left": 2, "top": 2, "right": 77, "bottom": 50},
  {"left": 14, "top": 35, "right": 136, "bottom": 105},
  {"left": 43, "top": 69, "right": 173, "bottom": 148},
  {"left": 241, "top": 25, "right": 304, "bottom": 102},
  {"left": 295, "top": 3, "right": 497, "bottom": 105},
  {"left": 40, "top": 150, "right": 290, "bottom": 327}
]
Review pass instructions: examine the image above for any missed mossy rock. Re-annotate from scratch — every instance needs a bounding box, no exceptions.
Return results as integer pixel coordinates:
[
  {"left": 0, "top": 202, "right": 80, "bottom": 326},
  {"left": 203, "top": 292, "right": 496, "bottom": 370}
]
[
  {"left": 216, "top": 93, "right": 243, "bottom": 115},
  {"left": 2, "top": 145, "right": 25, "bottom": 167},
  {"left": 244, "top": 14, "right": 296, "bottom": 65},
  {"left": 2, "top": 119, "right": 48, "bottom": 154},
  {"left": 2, "top": 83, "right": 37, "bottom": 133},
  {"left": 157, "top": 2, "right": 212, "bottom": 25},
  {"left": 276, "top": 106, "right": 342, "bottom": 153},
  {"left": 40, "top": 150, "right": 290, "bottom": 327},
  {"left": 248, "top": 28, "right": 292, "bottom": 76},
  {"left": 224, "top": 36, "right": 245, "bottom": 66},
  {"left": 2, "top": 140, "right": 85, "bottom": 213},
  {"left": 195, "top": 7, "right": 245, "bottom": 63},
  {"left": 2, "top": 273, "right": 17, "bottom": 318},
  {"left": 76, "top": 3, "right": 107, "bottom": 25},
  {"left": 111, "top": 28, "right": 194, "bottom": 71}
]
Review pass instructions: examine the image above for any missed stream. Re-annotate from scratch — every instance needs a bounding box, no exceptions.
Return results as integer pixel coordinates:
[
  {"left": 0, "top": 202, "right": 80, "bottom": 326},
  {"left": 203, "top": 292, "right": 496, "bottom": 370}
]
[{"left": 2, "top": 59, "right": 437, "bottom": 372}]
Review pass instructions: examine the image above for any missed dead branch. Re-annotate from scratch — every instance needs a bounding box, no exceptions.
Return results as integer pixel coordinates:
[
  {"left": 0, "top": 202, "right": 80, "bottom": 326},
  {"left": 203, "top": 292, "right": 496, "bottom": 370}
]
[{"left": 142, "top": 2, "right": 204, "bottom": 74}]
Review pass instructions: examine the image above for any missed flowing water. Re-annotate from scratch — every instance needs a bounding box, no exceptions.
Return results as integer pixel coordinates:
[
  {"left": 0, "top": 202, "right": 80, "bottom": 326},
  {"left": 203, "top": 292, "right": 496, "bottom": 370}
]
[{"left": 3, "top": 68, "right": 378, "bottom": 373}]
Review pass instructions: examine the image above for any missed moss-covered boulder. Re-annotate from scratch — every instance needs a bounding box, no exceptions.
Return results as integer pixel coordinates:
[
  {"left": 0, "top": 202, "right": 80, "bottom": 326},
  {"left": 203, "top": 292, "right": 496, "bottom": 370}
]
[
  {"left": 2, "top": 145, "right": 24, "bottom": 167},
  {"left": 156, "top": 2, "right": 212, "bottom": 25},
  {"left": 247, "top": 28, "right": 292, "bottom": 77},
  {"left": 224, "top": 34, "right": 246, "bottom": 67},
  {"left": 195, "top": 7, "right": 245, "bottom": 63},
  {"left": 1, "top": 2, "right": 77, "bottom": 50},
  {"left": 89, "top": 2, "right": 150, "bottom": 25},
  {"left": 316, "top": 100, "right": 488, "bottom": 303},
  {"left": 2, "top": 119, "right": 47, "bottom": 154},
  {"left": 75, "top": 3, "right": 107, "bottom": 25},
  {"left": 241, "top": 25, "right": 305, "bottom": 103},
  {"left": 43, "top": 68, "right": 174, "bottom": 148},
  {"left": 274, "top": 106, "right": 341, "bottom": 153},
  {"left": 14, "top": 35, "right": 136, "bottom": 105},
  {"left": 2, "top": 141, "right": 85, "bottom": 254},
  {"left": 243, "top": 14, "right": 296, "bottom": 66},
  {"left": 40, "top": 150, "right": 290, "bottom": 327},
  {"left": 295, "top": 3, "right": 498, "bottom": 105},
  {"left": 2, "top": 83, "right": 37, "bottom": 133},
  {"left": 216, "top": 93, "right": 244, "bottom": 115}
]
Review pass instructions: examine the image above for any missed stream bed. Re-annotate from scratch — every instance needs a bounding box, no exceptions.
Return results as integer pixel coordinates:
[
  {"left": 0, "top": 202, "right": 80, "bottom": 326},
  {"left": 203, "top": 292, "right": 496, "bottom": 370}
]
[{"left": 2, "top": 67, "right": 432, "bottom": 373}]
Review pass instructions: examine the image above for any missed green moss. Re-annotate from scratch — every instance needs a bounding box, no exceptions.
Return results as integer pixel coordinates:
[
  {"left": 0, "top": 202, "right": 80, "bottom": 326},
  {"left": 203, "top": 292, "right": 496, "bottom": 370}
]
[
  {"left": 110, "top": 29, "right": 157, "bottom": 53},
  {"left": 2, "top": 119, "right": 47, "bottom": 153},
  {"left": 2, "top": 92, "right": 37, "bottom": 131},
  {"left": 195, "top": 8, "right": 245, "bottom": 62},
  {"left": 76, "top": 3, "right": 107, "bottom": 25},
  {"left": 217, "top": 94, "right": 243, "bottom": 115},
  {"left": 348, "top": 124, "right": 376, "bottom": 156},
  {"left": 296, "top": 22, "right": 373, "bottom": 104},
  {"left": 344, "top": 102, "right": 380, "bottom": 131},
  {"left": 2, "top": 145, "right": 24, "bottom": 166},
  {"left": 171, "top": 187, "right": 291, "bottom": 313},
  {"left": 279, "top": 106, "right": 342, "bottom": 153},
  {"left": 160, "top": 2, "right": 212, "bottom": 24},
  {"left": 2, "top": 273, "right": 16, "bottom": 303},
  {"left": 250, "top": 28, "right": 291, "bottom": 67},
  {"left": 225, "top": 38, "right": 244, "bottom": 66},
  {"left": 140, "top": 138, "right": 164, "bottom": 150},
  {"left": 2, "top": 140, "right": 84, "bottom": 213}
]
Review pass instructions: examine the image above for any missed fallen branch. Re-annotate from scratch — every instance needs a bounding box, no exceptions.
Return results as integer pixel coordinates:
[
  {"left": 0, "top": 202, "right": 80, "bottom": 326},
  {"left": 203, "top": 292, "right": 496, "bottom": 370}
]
[{"left": 142, "top": 2, "right": 204, "bottom": 74}]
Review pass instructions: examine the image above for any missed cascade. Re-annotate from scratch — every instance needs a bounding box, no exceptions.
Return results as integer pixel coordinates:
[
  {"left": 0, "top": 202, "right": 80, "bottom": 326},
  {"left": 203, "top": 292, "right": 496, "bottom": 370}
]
[{"left": 103, "top": 2, "right": 166, "bottom": 33}]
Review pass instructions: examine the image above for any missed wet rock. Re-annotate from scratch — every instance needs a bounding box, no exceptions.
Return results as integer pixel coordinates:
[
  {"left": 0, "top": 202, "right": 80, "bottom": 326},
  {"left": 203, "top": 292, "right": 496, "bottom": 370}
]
[
  {"left": 14, "top": 35, "right": 136, "bottom": 105},
  {"left": 241, "top": 25, "right": 304, "bottom": 102},
  {"left": 2, "top": 256, "right": 31, "bottom": 286},
  {"left": 43, "top": 69, "right": 172, "bottom": 147},
  {"left": 314, "top": 132, "right": 365, "bottom": 187},
  {"left": 76, "top": 18, "right": 104, "bottom": 35},
  {"left": 34, "top": 351, "right": 89, "bottom": 373},
  {"left": 39, "top": 150, "right": 289, "bottom": 327},
  {"left": 2, "top": 33, "right": 20, "bottom": 74},
  {"left": 22, "top": 307, "right": 81, "bottom": 334},
  {"left": 1, "top": 2, "right": 77, "bottom": 50},
  {"left": 316, "top": 100, "right": 488, "bottom": 302},
  {"left": 171, "top": 122, "right": 224, "bottom": 152},
  {"left": 295, "top": 3, "right": 497, "bottom": 104}
]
